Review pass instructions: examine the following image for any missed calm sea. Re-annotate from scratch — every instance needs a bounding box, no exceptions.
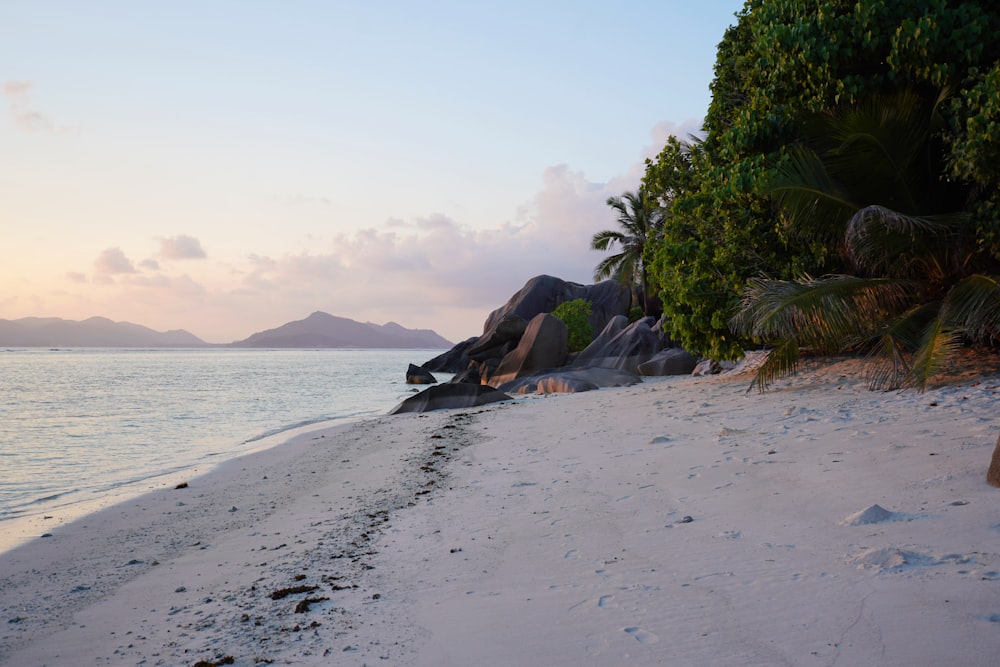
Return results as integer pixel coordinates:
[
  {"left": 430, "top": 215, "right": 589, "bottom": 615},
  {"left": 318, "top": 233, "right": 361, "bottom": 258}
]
[{"left": 0, "top": 348, "right": 446, "bottom": 543}]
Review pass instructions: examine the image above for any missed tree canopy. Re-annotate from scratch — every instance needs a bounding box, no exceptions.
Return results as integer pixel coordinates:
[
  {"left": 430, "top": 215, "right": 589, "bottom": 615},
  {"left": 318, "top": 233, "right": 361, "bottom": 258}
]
[{"left": 642, "top": 0, "right": 1000, "bottom": 362}]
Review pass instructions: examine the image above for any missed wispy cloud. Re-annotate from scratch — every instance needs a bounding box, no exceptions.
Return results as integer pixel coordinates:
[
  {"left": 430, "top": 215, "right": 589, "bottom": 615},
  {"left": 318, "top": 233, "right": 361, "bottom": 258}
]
[
  {"left": 2, "top": 80, "right": 58, "bottom": 133},
  {"left": 58, "top": 123, "right": 693, "bottom": 342},
  {"left": 158, "top": 234, "right": 207, "bottom": 260},
  {"left": 94, "top": 247, "right": 137, "bottom": 275}
]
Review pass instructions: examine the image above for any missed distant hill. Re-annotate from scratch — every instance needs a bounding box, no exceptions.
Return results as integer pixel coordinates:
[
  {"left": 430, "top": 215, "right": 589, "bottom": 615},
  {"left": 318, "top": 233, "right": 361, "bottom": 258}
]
[
  {"left": 231, "top": 311, "right": 452, "bottom": 349},
  {"left": 0, "top": 317, "right": 207, "bottom": 347}
]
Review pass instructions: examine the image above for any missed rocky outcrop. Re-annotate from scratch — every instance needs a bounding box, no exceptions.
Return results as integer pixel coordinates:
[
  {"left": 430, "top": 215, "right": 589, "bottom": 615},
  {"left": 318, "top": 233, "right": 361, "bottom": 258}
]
[
  {"left": 422, "top": 275, "right": 631, "bottom": 384},
  {"left": 467, "top": 315, "right": 528, "bottom": 362},
  {"left": 498, "top": 367, "right": 641, "bottom": 394},
  {"left": 637, "top": 348, "right": 699, "bottom": 376},
  {"left": 388, "top": 383, "right": 512, "bottom": 414},
  {"left": 574, "top": 317, "right": 662, "bottom": 373},
  {"left": 422, "top": 337, "right": 477, "bottom": 373},
  {"left": 486, "top": 314, "right": 568, "bottom": 387},
  {"left": 480, "top": 275, "right": 631, "bottom": 343},
  {"left": 405, "top": 363, "right": 437, "bottom": 385}
]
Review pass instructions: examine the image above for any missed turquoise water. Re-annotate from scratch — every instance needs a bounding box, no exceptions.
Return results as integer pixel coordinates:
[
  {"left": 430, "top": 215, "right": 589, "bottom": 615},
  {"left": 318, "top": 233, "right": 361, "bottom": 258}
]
[{"left": 0, "top": 348, "right": 445, "bottom": 524}]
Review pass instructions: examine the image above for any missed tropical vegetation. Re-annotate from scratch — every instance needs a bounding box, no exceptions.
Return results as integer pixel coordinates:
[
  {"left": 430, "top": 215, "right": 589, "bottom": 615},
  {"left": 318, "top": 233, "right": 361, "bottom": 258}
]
[
  {"left": 591, "top": 189, "right": 663, "bottom": 316},
  {"left": 588, "top": 0, "right": 1000, "bottom": 390},
  {"left": 552, "top": 298, "right": 594, "bottom": 353}
]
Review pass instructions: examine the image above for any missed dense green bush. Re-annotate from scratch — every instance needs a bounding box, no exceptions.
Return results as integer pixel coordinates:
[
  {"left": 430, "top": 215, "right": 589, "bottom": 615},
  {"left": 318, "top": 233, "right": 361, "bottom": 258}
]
[
  {"left": 552, "top": 299, "right": 594, "bottom": 353},
  {"left": 642, "top": 0, "right": 1000, "bottom": 360}
]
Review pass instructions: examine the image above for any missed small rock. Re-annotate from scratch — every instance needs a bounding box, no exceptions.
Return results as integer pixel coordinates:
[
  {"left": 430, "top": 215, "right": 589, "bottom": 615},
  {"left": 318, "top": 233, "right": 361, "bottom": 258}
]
[
  {"left": 679, "top": 516, "right": 694, "bottom": 524},
  {"left": 229, "top": 506, "right": 238, "bottom": 512},
  {"left": 175, "top": 586, "right": 187, "bottom": 593}
]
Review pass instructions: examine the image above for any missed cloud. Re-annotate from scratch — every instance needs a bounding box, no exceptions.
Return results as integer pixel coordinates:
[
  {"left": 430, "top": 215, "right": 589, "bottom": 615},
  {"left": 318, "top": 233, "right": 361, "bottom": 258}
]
[
  {"left": 94, "top": 247, "right": 137, "bottom": 275},
  {"left": 2, "top": 80, "right": 56, "bottom": 133},
  {"left": 158, "top": 234, "right": 207, "bottom": 260},
  {"left": 55, "top": 121, "right": 693, "bottom": 343}
]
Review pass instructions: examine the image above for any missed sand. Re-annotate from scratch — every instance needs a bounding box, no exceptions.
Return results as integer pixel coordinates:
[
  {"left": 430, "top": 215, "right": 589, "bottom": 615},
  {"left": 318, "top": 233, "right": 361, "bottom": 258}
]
[{"left": 2, "top": 356, "right": 1000, "bottom": 666}]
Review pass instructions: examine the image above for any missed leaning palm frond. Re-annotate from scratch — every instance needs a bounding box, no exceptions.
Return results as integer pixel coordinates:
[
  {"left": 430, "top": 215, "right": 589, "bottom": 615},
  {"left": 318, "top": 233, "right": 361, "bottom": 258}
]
[
  {"left": 746, "top": 337, "right": 799, "bottom": 393},
  {"left": 733, "top": 274, "right": 917, "bottom": 391},
  {"left": 906, "top": 308, "right": 963, "bottom": 390},
  {"left": 862, "top": 303, "right": 938, "bottom": 390},
  {"left": 845, "top": 206, "right": 971, "bottom": 279},
  {"left": 593, "top": 250, "right": 635, "bottom": 283},
  {"left": 943, "top": 274, "right": 1000, "bottom": 342},
  {"left": 733, "top": 274, "right": 913, "bottom": 346},
  {"left": 591, "top": 229, "right": 625, "bottom": 252},
  {"left": 767, "top": 146, "right": 857, "bottom": 244}
]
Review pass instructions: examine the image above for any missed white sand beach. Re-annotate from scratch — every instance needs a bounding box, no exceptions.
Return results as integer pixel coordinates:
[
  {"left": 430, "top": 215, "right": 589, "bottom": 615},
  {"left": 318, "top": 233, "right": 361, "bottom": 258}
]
[{"left": 3, "top": 356, "right": 1000, "bottom": 666}]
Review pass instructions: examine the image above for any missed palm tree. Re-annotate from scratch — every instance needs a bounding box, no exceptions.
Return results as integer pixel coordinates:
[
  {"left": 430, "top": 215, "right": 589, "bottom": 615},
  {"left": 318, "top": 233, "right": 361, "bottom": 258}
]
[
  {"left": 731, "top": 89, "right": 1000, "bottom": 392},
  {"left": 592, "top": 188, "right": 664, "bottom": 315}
]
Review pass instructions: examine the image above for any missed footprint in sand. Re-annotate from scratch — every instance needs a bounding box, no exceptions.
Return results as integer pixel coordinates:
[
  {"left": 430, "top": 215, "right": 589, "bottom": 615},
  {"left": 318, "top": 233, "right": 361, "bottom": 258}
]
[{"left": 624, "top": 626, "right": 659, "bottom": 643}]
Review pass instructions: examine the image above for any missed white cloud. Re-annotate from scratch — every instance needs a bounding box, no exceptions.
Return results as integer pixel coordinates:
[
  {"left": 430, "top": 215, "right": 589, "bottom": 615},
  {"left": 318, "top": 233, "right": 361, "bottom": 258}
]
[
  {"left": 94, "top": 247, "right": 137, "bottom": 275},
  {"left": 3, "top": 80, "right": 57, "bottom": 133},
  {"left": 158, "top": 234, "right": 207, "bottom": 260},
  {"left": 61, "top": 121, "right": 692, "bottom": 342}
]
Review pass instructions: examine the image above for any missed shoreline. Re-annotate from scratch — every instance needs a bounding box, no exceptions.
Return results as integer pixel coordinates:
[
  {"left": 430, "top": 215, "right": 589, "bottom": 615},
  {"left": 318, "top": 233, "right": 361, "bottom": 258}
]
[{"left": 3, "top": 359, "right": 1000, "bottom": 664}]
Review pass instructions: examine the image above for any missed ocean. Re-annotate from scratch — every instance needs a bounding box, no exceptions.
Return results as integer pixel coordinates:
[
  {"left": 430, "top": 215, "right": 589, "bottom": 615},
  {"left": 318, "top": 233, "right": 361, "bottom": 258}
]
[{"left": 0, "top": 347, "right": 447, "bottom": 548}]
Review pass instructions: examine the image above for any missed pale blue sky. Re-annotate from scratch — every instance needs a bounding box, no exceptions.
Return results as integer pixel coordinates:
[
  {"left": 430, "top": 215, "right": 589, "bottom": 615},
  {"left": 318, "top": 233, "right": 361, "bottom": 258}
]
[{"left": 2, "top": 1, "right": 744, "bottom": 342}]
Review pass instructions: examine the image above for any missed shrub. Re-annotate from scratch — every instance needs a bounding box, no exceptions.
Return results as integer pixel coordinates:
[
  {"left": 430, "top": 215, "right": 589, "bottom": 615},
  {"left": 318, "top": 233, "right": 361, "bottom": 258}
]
[{"left": 552, "top": 299, "right": 594, "bottom": 353}]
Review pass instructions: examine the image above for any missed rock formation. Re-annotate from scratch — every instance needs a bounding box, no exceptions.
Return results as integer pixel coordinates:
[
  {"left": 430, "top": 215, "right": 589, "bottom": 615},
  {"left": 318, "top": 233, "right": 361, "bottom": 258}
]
[
  {"left": 407, "top": 274, "right": 709, "bottom": 399},
  {"left": 405, "top": 364, "right": 437, "bottom": 385},
  {"left": 486, "top": 314, "right": 568, "bottom": 388},
  {"left": 574, "top": 317, "right": 663, "bottom": 374},
  {"left": 636, "top": 348, "right": 699, "bottom": 376},
  {"left": 498, "top": 367, "right": 641, "bottom": 394},
  {"left": 388, "top": 383, "right": 512, "bottom": 414}
]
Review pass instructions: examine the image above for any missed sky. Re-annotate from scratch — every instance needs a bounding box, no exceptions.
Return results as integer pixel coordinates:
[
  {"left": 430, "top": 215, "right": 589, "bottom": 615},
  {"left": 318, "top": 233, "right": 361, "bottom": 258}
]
[{"left": 1, "top": 1, "right": 745, "bottom": 344}]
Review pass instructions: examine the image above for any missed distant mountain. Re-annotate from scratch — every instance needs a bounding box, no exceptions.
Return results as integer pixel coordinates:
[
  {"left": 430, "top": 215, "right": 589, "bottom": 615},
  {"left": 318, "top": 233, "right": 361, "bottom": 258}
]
[
  {"left": 231, "top": 312, "right": 452, "bottom": 349},
  {"left": 0, "top": 316, "right": 207, "bottom": 347}
]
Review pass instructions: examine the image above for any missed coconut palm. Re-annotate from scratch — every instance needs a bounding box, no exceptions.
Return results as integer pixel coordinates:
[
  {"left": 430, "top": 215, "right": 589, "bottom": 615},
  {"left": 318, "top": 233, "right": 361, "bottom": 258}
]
[
  {"left": 592, "top": 188, "right": 664, "bottom": 315},
  {"left": 732, "top": 89, "right": 1000, "bottom": 392}
]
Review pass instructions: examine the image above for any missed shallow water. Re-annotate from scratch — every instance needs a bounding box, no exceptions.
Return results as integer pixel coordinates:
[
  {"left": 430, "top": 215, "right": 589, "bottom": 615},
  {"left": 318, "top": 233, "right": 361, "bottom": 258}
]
[{"left": 0, "top": 347, "right": 445, "bottom": 525}]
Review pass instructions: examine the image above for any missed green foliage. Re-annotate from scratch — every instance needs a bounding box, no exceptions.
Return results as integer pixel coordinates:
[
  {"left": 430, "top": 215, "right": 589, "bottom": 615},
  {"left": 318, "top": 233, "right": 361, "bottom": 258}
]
[
  {"left": 591, "top": 189, "right": 664, "bottom": 316},
  {"left": 643, "top": 0, "right": 1000, "bottom": 362},
  {"left": 732, "top": 91, "right": 1000, "bottom": 392},
  {"left": 552, "top": 299, "right": 594, "bottom": 354}
]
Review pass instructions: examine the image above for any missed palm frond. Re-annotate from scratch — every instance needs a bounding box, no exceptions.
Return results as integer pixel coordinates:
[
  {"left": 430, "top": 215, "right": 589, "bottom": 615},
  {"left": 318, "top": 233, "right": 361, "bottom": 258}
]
[
  {"left": 747, "top": 337, "right": 799, "bottom": 394},
  {"left": 845, "top": 205, "right": 970, "bottom": 277},
  {"left": 906, "top": 308, "right": 962, "bottom": 391},
  {"left": 767, "top": 147, "right": 857, "bottom": 242},
  {"left": 592, "top": 251, "right": 632, "bottom": 282},
  {"left": 942, "top": 274, "right": 1000, "bottom": 341},
  {"left": 732, "top": 274, "right": 913, "bottom": 349},
  {"left": 860, "top": 303, "right": 937, "bottom": 390},
  {"left": 591, "top": 229, "right": 625, "bottom": 251}
]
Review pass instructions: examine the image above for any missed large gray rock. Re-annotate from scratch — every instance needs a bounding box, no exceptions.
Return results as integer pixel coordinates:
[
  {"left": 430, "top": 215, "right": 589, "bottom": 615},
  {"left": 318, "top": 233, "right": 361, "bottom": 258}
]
[
  {"left": 498, "top": 367, "right": 641, "bottom": 394},
  {"left": 487, "top": 313, "right": 568, "bottom": 387},
  {"left": 575, "top": 317, "right": 662, "bottom": 373},
  {"left": 637, "top": 348, "right": 699, "bottom": 376},
  {"left": 467, "top": 314, "right": 528, "bottom": 361},
  {"left": 388, "top": 383, "right": 511, "bottom": 414},
  {"left": 421, "top": 275, "right": 631, "bottom": 383},
  {"left": 480, "top": 275, "right": 630, "bottom": 346},
  {"left": 422, "top": 336, "right": 477, "bottom": 373},
  {"left": 405, "top": 363, "right": 437, "bottom": 385}
]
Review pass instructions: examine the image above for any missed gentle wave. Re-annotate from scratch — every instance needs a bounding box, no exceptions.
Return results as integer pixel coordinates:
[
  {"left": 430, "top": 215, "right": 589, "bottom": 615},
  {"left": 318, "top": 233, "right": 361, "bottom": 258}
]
[{"left": 0, "top": 348, "right": 444, "bottom": 524}]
